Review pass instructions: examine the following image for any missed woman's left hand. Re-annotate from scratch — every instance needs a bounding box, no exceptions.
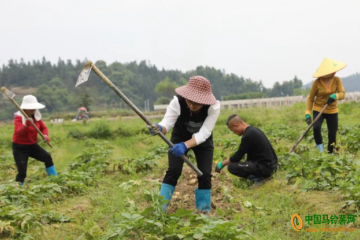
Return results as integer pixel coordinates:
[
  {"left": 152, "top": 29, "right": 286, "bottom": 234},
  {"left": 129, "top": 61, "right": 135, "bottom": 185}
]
[
  {"left": 43, "top": 135, "right": 50, "bottom": 142},
  {"left": 327, "top": 94, "right": 336, "bottom": 104}
]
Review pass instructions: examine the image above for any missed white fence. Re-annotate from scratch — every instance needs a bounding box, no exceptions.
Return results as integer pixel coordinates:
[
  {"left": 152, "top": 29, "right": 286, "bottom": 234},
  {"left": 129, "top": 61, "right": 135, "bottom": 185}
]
[
  {"left": 50, "top": 118, "right": 64, "bottom": 123},
  {"left": 154, "top": 92, "right": 360, "bottom": 110}
]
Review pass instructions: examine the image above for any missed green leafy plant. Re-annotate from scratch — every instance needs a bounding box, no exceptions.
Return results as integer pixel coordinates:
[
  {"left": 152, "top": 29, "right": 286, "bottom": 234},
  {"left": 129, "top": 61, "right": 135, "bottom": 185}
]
[{"left": 88, "top": 121, "right": 112, "bottom": 139}]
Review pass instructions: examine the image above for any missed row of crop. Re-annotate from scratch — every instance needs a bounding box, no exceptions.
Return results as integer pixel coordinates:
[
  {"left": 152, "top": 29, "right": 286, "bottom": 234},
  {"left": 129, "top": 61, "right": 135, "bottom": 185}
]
[
  {"left": 66, "top": 120, "right": 149, "bottom": 140},
  {"left": 279, "top": 153, "right": 360, "bottom": 209},
  {"left": 0, "top": 139, "right": 164, "bottom": 239},
  {"left": 0, "top": 140, "right": 113, "bottom": 238},
  {"left": 106, "top": 183, "right": 251, "bottom": 240}
]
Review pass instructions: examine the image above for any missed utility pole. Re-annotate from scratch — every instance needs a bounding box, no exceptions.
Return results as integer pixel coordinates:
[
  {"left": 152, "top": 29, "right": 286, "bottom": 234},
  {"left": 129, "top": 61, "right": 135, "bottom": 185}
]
[{"left": 144, "top": 99, "right": 150, "bottom": 112}]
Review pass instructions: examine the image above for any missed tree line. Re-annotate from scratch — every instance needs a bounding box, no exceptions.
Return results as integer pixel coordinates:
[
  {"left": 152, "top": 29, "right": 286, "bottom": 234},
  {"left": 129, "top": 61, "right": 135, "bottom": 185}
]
[{"left": 0, "top": 57, "right": 305, "bottom": 120}]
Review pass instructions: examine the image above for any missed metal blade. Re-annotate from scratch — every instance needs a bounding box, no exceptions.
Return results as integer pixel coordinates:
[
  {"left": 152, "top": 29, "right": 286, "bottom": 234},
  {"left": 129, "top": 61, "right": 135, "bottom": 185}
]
[
  {"left": 75, "top": 63, "right": 92, "bottom": 87},
  {"left": 1, "top": 87, "right": 15, "bottom": 98}
]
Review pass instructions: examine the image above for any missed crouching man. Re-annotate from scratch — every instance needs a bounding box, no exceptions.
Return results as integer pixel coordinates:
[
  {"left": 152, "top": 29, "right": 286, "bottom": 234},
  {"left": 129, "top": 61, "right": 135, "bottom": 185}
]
[{"left": 215, "top": 114, "right": 277, "bottom": 185}]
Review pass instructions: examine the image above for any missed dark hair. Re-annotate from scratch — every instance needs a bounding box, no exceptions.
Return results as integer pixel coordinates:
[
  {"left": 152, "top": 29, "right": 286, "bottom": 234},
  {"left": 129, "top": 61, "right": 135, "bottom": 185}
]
[
  {"left": 227, "top": 114, "right": 244, "bottom": 126},
  {"left": 226, "top": 114, "right": 237, "bottom": 126}
]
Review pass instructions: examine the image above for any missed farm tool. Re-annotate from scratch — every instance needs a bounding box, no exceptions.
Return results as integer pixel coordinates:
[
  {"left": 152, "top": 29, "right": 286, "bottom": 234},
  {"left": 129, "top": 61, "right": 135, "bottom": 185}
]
[
  {"left": 75, "top": 61, "right": 203, "bottom": 176},
  {"left": 289, "top": 104, "right": 328, "bottom": 153},
  {"left": 1, "top": 86, "right": 53, "bottom": 148}
]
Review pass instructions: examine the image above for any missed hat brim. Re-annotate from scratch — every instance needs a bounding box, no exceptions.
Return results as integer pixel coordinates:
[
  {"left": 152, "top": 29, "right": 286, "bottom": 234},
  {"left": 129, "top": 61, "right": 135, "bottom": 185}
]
[
  {"left": 312, "top": 58, "right": 347, "bottom": 78},
  {"left": 175, "top": 85, "right": 217, "bottom": 105},
  {"left": 20, "top": 102, "right": 45, "bottom": 110},
  {"left": 313, "top": 65, "right": 347, "bottom": 78}
]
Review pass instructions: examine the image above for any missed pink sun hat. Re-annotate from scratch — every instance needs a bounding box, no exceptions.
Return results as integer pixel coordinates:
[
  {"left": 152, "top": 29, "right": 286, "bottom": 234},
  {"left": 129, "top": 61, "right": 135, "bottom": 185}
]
[{"left": 175, "top": 76, "right": 217, "bottom": 105}]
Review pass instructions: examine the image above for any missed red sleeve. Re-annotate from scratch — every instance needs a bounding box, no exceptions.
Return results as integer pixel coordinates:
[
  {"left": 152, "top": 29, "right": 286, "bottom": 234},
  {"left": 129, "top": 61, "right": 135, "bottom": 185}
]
[
  {"left": 14, "top": 116, "right": 29, "bottom": 135},
  {"left": 39, "top": 120, "right": 49, "bottom": 136}
]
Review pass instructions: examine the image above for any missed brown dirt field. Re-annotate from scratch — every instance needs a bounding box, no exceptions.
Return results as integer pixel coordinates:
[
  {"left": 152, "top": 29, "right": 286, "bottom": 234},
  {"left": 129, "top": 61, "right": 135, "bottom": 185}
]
[
  {"left": 10, "top": 87, "right": 37, "bottom": 95},
  {"left": 10, "top": 87, "right": 37, "bottom": 97},
  {"left": 165, "top": 165, "right": 243, "bottom": 215}
]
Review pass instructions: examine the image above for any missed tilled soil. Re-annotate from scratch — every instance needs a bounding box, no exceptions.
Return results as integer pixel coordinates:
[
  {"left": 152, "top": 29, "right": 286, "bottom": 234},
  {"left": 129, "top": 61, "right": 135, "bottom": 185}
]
[{"left": 165, "top": 165, "right": 243, "bottom": 215}]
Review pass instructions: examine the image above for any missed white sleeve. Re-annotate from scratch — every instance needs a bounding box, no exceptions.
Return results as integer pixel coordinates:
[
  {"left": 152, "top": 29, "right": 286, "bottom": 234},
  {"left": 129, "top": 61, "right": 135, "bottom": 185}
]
[
  {"left": 193, "top": 100, "right": 221, "bottom": 145},
  {"left": 159, "top": 96, "right": 180, "bottom": 133}
]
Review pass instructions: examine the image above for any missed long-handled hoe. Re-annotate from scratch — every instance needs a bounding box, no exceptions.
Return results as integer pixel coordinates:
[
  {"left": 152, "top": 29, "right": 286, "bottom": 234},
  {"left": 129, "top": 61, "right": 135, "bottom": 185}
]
[
  {"left": 1, "top": 86, "right": 53, "bottom": 148},
  {"left": 75, "top": 61, "right": 203, "bottom": 176},
  {"left": 289, "top": 104, "right": 328, "bottom": 153}
]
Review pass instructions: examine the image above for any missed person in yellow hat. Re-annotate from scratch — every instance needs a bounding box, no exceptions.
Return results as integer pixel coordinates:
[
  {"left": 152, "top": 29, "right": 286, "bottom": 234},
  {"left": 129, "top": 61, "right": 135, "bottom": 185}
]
[{"left": 305, "top": 58, "right": 346, "bottom": 153}]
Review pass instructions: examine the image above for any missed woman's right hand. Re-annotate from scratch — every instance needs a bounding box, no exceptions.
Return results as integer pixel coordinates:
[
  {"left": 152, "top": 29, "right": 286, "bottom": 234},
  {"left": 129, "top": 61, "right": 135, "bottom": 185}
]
[{"left": 215, "top": 161, "right": 224, "bottom": 173}]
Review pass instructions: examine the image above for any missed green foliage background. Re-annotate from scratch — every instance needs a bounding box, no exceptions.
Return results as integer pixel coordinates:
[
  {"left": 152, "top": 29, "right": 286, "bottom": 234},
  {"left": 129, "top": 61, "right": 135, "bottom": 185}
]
[{"left": 0, "top": 58, "right": 309, "bottom": 120}]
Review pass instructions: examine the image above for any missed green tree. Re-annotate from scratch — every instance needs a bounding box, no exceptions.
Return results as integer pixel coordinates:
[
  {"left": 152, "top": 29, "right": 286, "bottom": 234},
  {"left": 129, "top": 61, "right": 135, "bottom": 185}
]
[
  {"left": 294, "top": 88, "right": 310, "bottom": 97},
  {"left": 35, "top": 84, "right": 72, "bottom": 112},
  {"left": 270, "top": 76, "right": 303, "bottom": 97},
  {"left": 270, "top": 82, "right": 282, "bottom": 97},
  {"left": 35, "top": 84, "right": 55, "bottom": 112},
  {"left": 293, "top": 76, "right": 303, "bottom": 89},
  {"left": 155, "top": 97, "right": 171, "bottom": 104},
  {"left": 178, "top": 77, "right": 187, "bottom": 86},
  {"left": 79, "top": 93, "right": 92, "bottom": 111},
  {"left": 48, "top": 77, "right": 65, "bottom": 88},
  {"left": 155, "top": 77, "right": 179, "bottom": 99}
]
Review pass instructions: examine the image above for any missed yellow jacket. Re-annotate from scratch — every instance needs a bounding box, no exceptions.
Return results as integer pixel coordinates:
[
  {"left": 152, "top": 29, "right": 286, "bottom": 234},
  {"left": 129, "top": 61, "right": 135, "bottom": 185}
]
[{"left": 305, "top": 76, "right": 345, "bottom": 114}]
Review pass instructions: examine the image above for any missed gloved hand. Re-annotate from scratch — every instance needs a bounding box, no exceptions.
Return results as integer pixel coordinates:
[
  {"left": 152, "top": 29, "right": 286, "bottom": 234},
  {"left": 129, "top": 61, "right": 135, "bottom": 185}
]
[
  {"left": 327, "top": 94, "right": 336, "bottom": 105},
  {"left": 147, "top": 123, "right": 162, "bottom": 136},
  {"left": 43, "top": 135, "right": 50, "bottom": 142},
  {"left": 305, "top": 114, "right": 312, "bottom": 125},
  {"left": 170, "top": 142, "right": 187, "bottom": 157},
  {"left": 25, "top": 119, "right": 33, "bottom": 127},
  {"left": 215, "top": 161, "right": 224, "bottom": 173}
]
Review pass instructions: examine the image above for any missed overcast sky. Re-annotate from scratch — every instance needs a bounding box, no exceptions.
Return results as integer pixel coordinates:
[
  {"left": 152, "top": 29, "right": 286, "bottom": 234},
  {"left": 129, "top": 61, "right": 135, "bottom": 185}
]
[{"left": 1, "top": 0, "right": 359, "bottom": 88}]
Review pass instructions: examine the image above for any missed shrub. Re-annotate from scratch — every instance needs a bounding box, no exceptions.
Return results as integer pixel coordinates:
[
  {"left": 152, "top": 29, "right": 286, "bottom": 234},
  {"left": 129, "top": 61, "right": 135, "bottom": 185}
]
[{"left": 88, "top": 121, "right": 112, "bottom": 139}]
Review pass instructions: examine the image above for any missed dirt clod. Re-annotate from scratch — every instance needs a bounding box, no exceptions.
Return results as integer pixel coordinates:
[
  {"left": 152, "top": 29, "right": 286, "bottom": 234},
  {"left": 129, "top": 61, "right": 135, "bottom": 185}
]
[{"left": 165, "top": 166, "right": 242, "bottom": 214}]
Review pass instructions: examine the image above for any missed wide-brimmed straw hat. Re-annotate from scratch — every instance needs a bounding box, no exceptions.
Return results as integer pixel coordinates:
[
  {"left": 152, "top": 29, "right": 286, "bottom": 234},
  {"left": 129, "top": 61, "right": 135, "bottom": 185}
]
[
  {"left": 20, "top": 95, "right": 45, "bottom": 109},
  {"left": 313, "top": 58, "right": 347, "bottom": 78},
  {"left": 175, "top": 76, "right": 216, "bottom": 105}
]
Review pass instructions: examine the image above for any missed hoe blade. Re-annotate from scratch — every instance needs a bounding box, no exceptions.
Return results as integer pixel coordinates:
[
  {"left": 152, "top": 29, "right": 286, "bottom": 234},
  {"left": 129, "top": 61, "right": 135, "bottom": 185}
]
[
  {"left": 75, "top": 62, "right": 92, "bottom": 87},
  {"left": 1, "top": 87, "right": 15, "bottom": 99}
]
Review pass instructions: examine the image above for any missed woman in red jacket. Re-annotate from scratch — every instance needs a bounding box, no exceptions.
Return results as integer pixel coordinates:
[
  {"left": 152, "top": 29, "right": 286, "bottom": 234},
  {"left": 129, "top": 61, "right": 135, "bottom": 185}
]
[{"left": 12, "top": 95, "right": 57, "bottom": 186}]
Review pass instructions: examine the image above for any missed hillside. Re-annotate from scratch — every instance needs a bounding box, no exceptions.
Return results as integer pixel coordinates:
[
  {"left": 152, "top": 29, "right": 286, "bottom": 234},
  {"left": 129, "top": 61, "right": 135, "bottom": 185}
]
[
  {"left": 0, "top": 58, "right": 264, "bottom": 120},
  {"left": 303, "top": 73, "right": 360, "bottom": 91}
]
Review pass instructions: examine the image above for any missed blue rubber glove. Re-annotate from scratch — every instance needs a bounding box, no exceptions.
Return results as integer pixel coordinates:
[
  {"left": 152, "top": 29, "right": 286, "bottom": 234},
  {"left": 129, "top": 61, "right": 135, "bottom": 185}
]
[
  {"left": 170, "top": 142, "right": 187, "bottom": 157},
  {"left": 327, "top": 94, "right": 336, "bottom": 105},
  {"left": 147, "top": 123, "right": 163, "bottom": 136},
  {"left": 305, "top": 114, "right": 312, "bottom": 125},
  {"left": 215, "top": 161, "right": 224, "bottom": 173}
]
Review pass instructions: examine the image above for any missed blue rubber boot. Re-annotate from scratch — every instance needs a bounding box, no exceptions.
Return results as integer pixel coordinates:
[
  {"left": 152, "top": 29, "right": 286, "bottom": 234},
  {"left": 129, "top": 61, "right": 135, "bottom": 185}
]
[
  {"left": 195, "top": 189, "right": 211, "bottom": 212},
  {"left": 316, "top": 144, "right": 324, "bottom": 153},
  {"left": 20, "top": 182, "right": 24, "bottom": 187},
  {"left": 46, "top": 165, "right": 58, "bottom": 177},
  {"left": 159, "top": 183, "right": 175, "bottom": 212}
]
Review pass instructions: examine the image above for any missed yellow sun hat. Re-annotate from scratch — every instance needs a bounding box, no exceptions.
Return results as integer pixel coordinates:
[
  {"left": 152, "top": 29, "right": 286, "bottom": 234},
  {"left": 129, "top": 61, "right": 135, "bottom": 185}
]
[{"left": 313, "top": 58, "right": 347, "bottom": 78}]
